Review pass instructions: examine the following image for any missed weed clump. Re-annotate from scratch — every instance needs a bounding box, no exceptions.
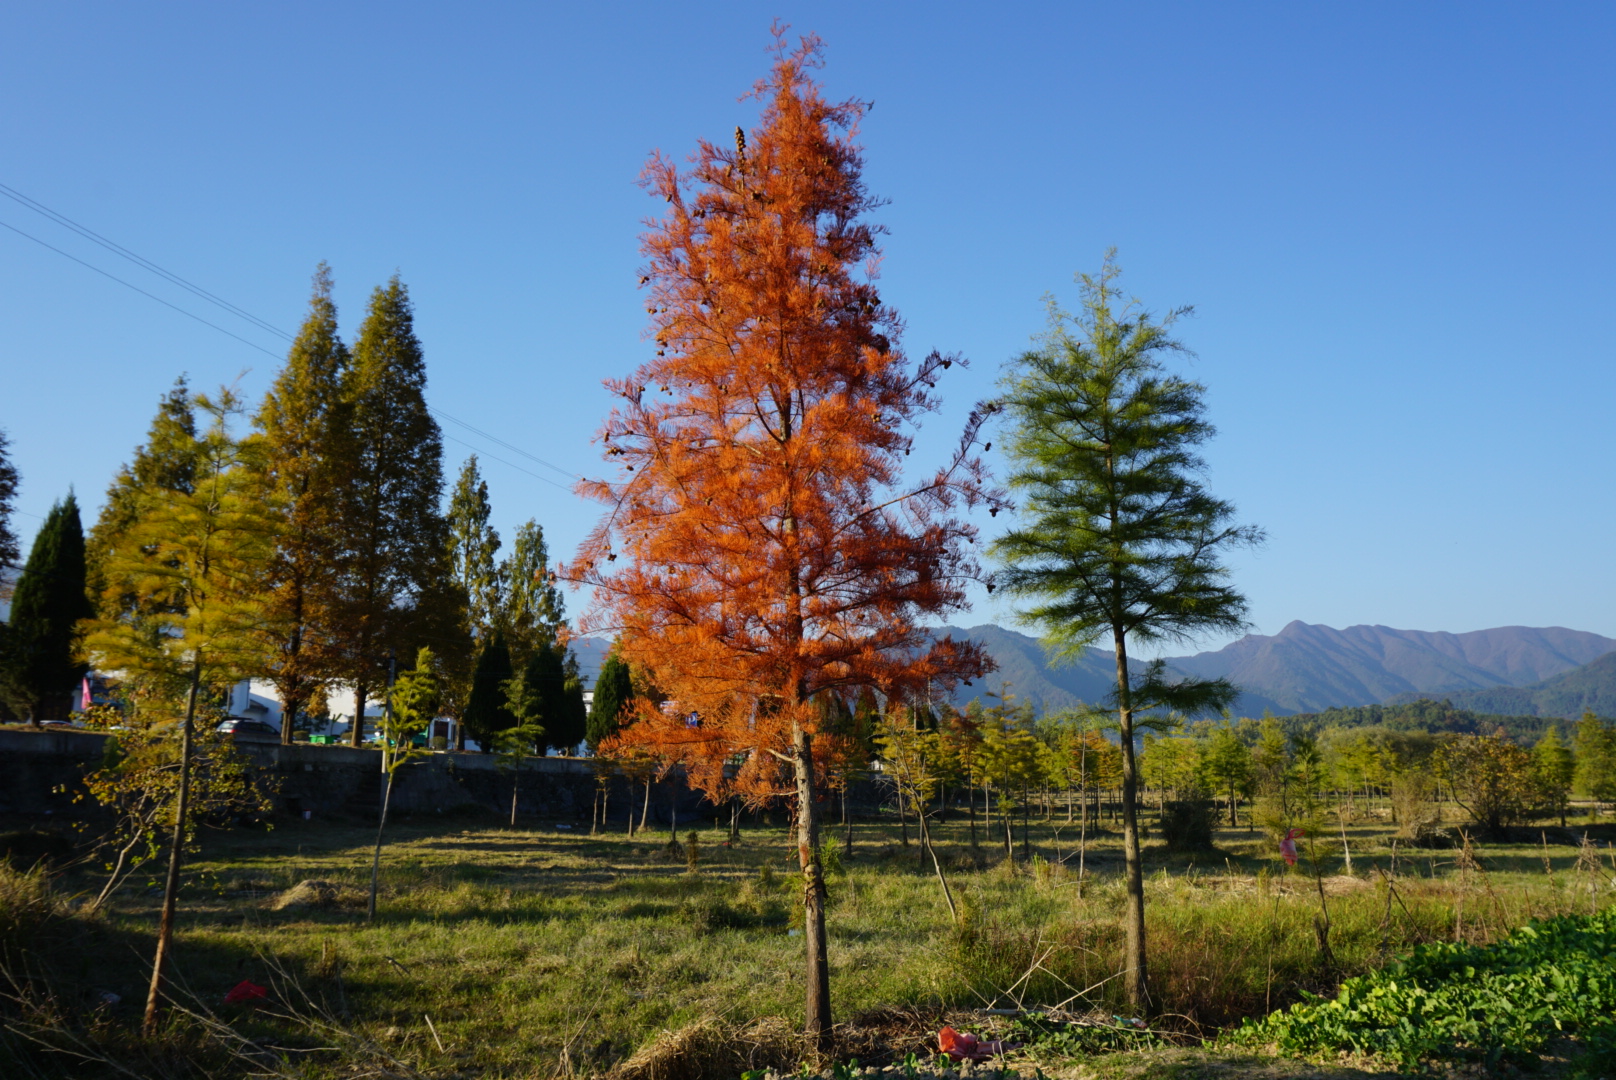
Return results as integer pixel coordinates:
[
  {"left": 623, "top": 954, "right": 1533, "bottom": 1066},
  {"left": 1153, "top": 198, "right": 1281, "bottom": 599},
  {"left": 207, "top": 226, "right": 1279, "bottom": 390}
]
[{"left": 268, "top": 878, "right": 363, "bottom": 911}]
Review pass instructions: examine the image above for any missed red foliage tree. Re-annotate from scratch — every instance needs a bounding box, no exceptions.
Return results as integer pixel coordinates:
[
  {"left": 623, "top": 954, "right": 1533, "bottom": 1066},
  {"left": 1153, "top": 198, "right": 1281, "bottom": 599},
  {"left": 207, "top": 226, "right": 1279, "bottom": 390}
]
[{"left": 566, "top": 29, "right": 1002, "bottom": 1045}]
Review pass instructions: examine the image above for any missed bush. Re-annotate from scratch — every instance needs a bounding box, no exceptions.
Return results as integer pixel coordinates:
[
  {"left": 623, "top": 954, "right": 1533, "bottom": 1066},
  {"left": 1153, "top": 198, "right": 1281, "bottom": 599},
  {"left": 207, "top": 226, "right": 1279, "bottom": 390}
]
[
  {"left": 1237, "top": 907, "right": 1616, "bottom": 1069},
  {"left": 1159, "top": 799, "right": 1215, "bottom": 852}
]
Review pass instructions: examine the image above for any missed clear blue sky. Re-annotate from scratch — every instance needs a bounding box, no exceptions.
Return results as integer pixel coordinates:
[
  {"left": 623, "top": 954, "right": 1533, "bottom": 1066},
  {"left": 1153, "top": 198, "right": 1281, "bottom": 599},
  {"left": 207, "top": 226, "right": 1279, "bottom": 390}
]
[{"left": 2, "top": 2, "right": 1611, "bottom": 649}]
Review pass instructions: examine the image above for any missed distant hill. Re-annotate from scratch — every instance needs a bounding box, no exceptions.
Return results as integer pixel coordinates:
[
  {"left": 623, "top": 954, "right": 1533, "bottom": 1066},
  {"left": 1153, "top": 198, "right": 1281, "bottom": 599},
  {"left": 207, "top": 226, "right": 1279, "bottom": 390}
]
[
  {"left": 929, "top": 624, "right": 1130, "bottom": 713},
  {"left": 1165, "top": 622, "right": 1615, "bottom": 715},
  {"left": 929, "top": 621, "right": 1616, "bottom": 718},
  {"left": 1388, "top": 650, "right": 1616, "bottom": 719}
]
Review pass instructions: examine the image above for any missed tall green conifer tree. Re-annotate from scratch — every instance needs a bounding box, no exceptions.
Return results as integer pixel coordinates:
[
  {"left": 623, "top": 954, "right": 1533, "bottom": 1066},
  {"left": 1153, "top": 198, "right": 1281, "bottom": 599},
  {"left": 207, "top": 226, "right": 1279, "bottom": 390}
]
[
  {"left": 255, "top": 265, "right": 351, "bottom": 742},
  {"left": 0, "top": 428, "right": 19, "bottom": 572},
  {"left": 445, "top": 456, "right": 502, "bottom": 747},
  {"left": 586, "top": 650, "right": 635, "bottom": 751},
  {"left": 333, "top": 278, "right": 451, "bottom": 745},
  {"left": 449, "top": 456, "right": 503, "bottom": 634},
  {"left": 990, "top": 256, "right": 1260, "bottom": 1010},
  {"left": 462, "top": 628, "right": 516, "bottom": 751},
  {"left": 0, "top": 493, "right": 92, "bottom": 722},
  {"left": 500, "top": 519, "right": 565, "bottom": 660}
]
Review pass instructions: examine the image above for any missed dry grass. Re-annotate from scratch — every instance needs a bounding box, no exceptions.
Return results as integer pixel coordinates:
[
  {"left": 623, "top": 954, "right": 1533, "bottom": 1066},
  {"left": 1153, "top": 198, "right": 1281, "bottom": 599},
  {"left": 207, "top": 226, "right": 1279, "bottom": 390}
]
[{"left": 0, "top": 805, "right": 1609, "bottom": 1079}]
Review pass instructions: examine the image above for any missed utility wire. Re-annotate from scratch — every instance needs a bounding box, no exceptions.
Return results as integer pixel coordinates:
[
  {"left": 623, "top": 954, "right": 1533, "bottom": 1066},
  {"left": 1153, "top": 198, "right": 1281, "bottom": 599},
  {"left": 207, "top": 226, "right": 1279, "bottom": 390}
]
[
  {"left": 0, "top": 218, "right": 283, "bottom": 361},
  {"left": 0, "top": 184, "right": 589, "bottom": 489},
  {"left": 440, "top": 432, "right": 574, "bottom": 494},
  {"left": 0, "top": 182, "right": 294, "bottom": 343}
]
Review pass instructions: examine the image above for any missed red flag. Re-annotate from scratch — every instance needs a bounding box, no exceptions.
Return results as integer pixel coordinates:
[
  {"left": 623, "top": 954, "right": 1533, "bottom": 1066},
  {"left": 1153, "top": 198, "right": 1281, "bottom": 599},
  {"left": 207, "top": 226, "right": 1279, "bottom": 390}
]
[
  {"left": 223, "top": 980, "right": 267, "bottom": 1006},
  {"left": 1280, "top": 827, "right": 1301, "bottom": 866}
]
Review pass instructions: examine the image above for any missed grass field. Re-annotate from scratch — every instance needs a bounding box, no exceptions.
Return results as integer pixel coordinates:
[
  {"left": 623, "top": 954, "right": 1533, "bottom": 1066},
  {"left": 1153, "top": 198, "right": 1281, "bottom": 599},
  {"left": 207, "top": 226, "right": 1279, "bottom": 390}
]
[{"left": 3, "top": 801, "right": 1614, "bottom": 1079}]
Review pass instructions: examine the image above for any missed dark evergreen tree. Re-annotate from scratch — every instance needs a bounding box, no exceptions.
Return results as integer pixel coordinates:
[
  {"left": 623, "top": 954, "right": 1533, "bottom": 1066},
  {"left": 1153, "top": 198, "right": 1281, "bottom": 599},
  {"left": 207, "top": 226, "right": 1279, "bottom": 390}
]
[
  {"left": 0, "top": 493, "right": 92, "bottom": 722},
  {"left": 0, "top": 428, "right": 19, "bottom": 572},
  {"left": 586, "top": 649, "right": 635, "bottom": 751},
  {"left": 332, "top": 278, "right": 450, "bottom": 745},
  {"left": 462, "top": 629, "right": 516, "bottom": 751},
  {"left": 557, "top": 655, "right": 588, "bottom": 756},
  {"left": 990, "top": 255, "right": 1261, "bottom": 1009},
  {"left": 254, "top": 265, "right": 351, "bottom": 742},
  {"left": 444, "top": 456, "right": 501, "bottom": 748}
]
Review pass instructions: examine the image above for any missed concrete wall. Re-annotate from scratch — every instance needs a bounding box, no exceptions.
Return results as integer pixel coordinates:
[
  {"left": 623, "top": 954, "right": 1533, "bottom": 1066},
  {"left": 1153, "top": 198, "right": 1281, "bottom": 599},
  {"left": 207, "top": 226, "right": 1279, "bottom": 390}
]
[{"left": 0, "top": 728, "right": 771, "bottom": 827}]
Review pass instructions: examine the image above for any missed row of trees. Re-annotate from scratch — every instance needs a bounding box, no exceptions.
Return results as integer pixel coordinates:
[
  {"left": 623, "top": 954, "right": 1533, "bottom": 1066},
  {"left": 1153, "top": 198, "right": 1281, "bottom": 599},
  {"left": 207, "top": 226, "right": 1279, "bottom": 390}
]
[
  {"left": 571, "top": 26, "right": 1261, "bottom": 1034},
  {"left": 1140, "top": 713, "right": 1616, "bottom": 833},
  {"left": 0, "top": 268, "right": 585, "bottom": 754}
]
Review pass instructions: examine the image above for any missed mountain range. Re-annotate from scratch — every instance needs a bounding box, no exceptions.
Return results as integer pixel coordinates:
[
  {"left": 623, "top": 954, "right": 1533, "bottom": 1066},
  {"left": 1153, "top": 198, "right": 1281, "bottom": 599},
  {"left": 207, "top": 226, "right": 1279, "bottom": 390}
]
[
  {"left": 571, "top": 620, "right": 1616, "bottom": 721},
  {"left": 929, "top": 621, "right": 1616, "bottom": 719}
]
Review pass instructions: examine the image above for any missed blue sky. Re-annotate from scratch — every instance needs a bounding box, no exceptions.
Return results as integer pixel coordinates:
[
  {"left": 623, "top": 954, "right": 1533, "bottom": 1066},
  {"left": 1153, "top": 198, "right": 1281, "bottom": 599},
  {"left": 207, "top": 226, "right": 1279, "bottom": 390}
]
[{"left": 2, "top": 2, "right": 1612, "bottom": 649}]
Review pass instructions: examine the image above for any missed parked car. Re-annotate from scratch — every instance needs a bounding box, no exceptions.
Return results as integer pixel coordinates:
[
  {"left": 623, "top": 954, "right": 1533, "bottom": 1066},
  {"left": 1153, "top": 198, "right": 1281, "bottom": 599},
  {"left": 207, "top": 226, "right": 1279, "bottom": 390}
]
[{"left": 215, "top": 718, "right": 278, "bottom": 740}]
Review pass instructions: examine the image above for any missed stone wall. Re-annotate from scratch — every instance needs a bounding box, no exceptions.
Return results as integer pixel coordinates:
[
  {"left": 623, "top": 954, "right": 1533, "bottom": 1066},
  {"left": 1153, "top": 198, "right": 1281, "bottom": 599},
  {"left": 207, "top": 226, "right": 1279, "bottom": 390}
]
[{"left": 0, "top": 728, "right": 888, "bottom": 827}]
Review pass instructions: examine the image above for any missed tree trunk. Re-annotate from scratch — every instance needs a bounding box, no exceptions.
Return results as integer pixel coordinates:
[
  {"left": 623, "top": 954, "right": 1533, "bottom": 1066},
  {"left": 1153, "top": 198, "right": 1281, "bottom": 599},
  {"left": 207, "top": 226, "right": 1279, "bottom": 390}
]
[
  {"left": 510, "top": 767, "right": 520, "bottom": 828},
  {"left": 142, "top": 661, "right": 200, "bottom": 1035},
  {"left": 367, "top": 766, "right": 397, "bottom": 921},
  {"left": 918, "top": 800, "right": 958, "bottom": 922},
  {"left": 969, "top": 781, "right": 977, "bottom": 848},
  {"left": 1113, "top": 627, "right": 1149, "bottom": 1011},
  {"left": 640, "top": 778, "right": 652, "bottom": 835},
  {"left": 792, "top": 721, "right": 831, "bottom": 1049},
  {"left": 349, "top": 681, "right": 367, "bottom": 748}
]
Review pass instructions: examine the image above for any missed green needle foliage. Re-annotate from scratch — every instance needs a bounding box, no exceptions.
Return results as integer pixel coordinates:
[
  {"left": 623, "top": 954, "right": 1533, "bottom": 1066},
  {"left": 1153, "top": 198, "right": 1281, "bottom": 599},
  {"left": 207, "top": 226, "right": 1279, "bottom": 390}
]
[
  {"left": 86, "top": 377, "right": 197, "bottom": 620},
  {"left": 989, "top": 252, "right": 1261, "bottom": 1010},
  {"left": 369, "top": 647, "right": 441, "bottom": 920},
  {"left": 463, "top": 628, "right": 517, "bottom": 751},
  {"left": 500, "top": 518, "right": 566, "bottom": 661},
  {"left": 333, "top": 277, "right": 453, "bottom": 745},
  {"left": 0, "top": 492, "right": 91, "bottom": 723},
  {"left": 448, "top": 455, "right": 504, "bottom": 638},
  {"left": 587, "top": 648, "right": 636, "bottom": 752},
  {"left": 0, "top": 427, "right": 18, "bottom": 570},
  {"left": 81, "top": 387, "right": 278, "bottom": 1032},
  {"left": 253, "top": 264, "right": 352, "bottom": 742}
]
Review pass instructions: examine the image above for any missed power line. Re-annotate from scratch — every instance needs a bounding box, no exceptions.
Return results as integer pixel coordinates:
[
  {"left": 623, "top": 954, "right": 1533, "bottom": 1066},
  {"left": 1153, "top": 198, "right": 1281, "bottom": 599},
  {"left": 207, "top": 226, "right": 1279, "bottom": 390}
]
[
  {"left": 430, "top": 407, "right": 580, "bottom": 483},
  {"left": 0, "top": 182, "right": 294, "bottom": 343},
  {"left": 0, "top": 185, "right": 592, "bottom": 492},
  {"left": 0, "top": 218, "right": 283, "bottom": 361},
  {"left": 440, "top": 432, "right": 575, "bottom": 494}
]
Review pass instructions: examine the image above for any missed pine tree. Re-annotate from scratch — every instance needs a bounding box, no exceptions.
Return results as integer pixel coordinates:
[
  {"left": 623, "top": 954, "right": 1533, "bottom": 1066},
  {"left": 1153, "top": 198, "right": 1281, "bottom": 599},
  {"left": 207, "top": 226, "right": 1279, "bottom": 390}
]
[
  {"left": 254, "top": 264, "right": 351, "bottom": 742},
  {"left": 0, "top": 428, "right": 19, "bottom": 573},
  {"left": 0, "top": 493, "right": 92, "bottom": 722},
  {"left": 500, "top": 518, "right": 563, "bottom": 661},
  {"left": 444, "top": 456, "right": 501, "bottom": 748},
  {"left": 448, "top": 456, "right": 503, "bottom": 635},
  {"left": 81, "top": 388, "right": 275, "bottom": 1033},
  {"left": 586, "top": 649, "right": 635, "bottom": 751},
  {"left": 989, "top": 255, "right": 1261, "bottom": 1009},
  {"left": 332, "top": 278, "right": 451, "bottom": 745},
  {"left": 462, "top": 629, "right": 516, "bottom": 751},
  {"left": 87, "top": 378, "right": 197, "bottom": 615},
  {"left": 1572, "top": 713, "right": 1616, "bottom": 810},
  {"left": 1533, "top": 726, "right": 1575, "bottom": 827}
]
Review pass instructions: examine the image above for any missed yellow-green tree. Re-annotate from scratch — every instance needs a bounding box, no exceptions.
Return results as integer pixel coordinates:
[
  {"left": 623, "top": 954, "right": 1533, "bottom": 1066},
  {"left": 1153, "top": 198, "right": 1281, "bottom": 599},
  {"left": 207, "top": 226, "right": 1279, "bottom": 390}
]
[
  {"left": 978, "top": 723, "right": 1047, "bottom": 862},
  {"left": 1434, "top": 732, "right": 1538, "bottom": 834},
  {"left": 82, "top": 388, "right": 277, "bottom": 1034},
  {"left": 875, "top": 713, "right": 957, "bottom": 919},
  {"left": 1533, "top": 727, "right": 1575, "bottom": 827},
  {"left": 368, "top": 647, "right": 439, "bottom": 919}
]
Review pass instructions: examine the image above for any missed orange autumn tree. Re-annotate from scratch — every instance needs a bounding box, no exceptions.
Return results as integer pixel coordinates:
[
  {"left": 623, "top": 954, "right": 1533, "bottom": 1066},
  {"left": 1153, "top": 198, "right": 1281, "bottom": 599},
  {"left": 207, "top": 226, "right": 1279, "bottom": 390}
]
[{"left": 567, "top": 29, "right": 1001, "bottom": 1045}]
